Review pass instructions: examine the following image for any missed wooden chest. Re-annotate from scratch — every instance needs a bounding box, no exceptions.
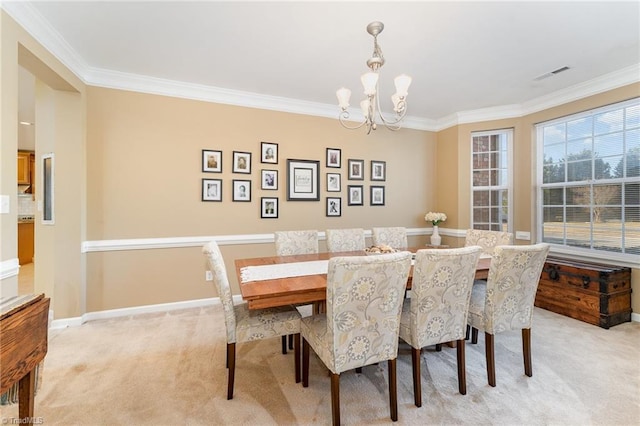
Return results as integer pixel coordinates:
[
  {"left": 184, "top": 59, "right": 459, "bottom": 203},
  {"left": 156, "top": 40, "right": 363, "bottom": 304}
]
[{"left": 535, "top": 256, "right": 632, "bottom": 329}]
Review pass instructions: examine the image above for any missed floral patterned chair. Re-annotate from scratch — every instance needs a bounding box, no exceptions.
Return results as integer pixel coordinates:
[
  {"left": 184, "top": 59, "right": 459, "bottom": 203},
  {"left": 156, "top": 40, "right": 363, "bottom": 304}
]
[
  {"left": 202, "top": 241, "right": 302, "bottom": 399},
  {"left": 325, "top": 228, "right": 366, "bottom": 252},
  {"left": 399, "top": 246, "right": 482, "bottom": 407},
  {"left": 275, "top": 230, "right": 319, "bottom": 256},
  {"left": 467, "top": 243, "right": 550, "bottom": 387},
  {"left": 464, "top": 229, "right": 514, "bottom": 256},
  {"left": 372, "top": 226, "right": 408, "bottom": 250},
  {"left": 301, "top": 252, "right": 412, "bottom": 425}
]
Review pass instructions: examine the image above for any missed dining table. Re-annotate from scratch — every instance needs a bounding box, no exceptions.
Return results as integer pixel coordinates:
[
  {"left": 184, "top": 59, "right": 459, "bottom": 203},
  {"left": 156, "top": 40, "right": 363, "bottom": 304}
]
[{"left": 235, "top": 248, "right": 491, "bottom": 310}]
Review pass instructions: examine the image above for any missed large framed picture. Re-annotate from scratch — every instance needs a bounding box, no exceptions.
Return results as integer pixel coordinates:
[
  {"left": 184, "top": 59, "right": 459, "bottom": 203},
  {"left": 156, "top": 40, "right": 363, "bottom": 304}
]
[
  {"left": 233, "top": 151, "right": 251, "bottom": 174},
  {"left": 232, "top": 179, "right": 251, "bottom": 202},
  {"left": 261, "top": 197, "right": 278, "bottom": 218},
  {"left": 261, "top": 169, "right": 278, "bottom": 190},
  {"left": 348, "top": 185, "right": 363, "bottom": 206},
  {"left": 326, "top": 148, "right": 341, "bottom": 168},
  {"left": 202, "top": 149, "right": 222, "bottom": 173},
  {"left": 348, "top": 159, "right": 364, "bottom": 180},
  {"left": 202, "top": 178, "right": 222, "bottom": 202},
  {"left": 326, "top": 197, "right": 341, "bottom": 217},
  {"left": 371, "top": 160, "right": 386, "bottom": 181},
  {"left": 370, "top": 185, "right": 385, "bottom": 206},
  {"left": 287, "top": 159, "right": 320, "bottom": 201},
  {"left": 326, "top": 172, "right": 341, "bottom": 192},
  {"left": 261, "top": 142, "right": 278, "bottom": 164}
]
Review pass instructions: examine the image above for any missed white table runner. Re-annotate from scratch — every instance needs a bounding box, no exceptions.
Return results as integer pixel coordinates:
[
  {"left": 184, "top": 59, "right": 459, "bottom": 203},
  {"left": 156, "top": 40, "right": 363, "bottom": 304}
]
[{"left": 240, "top": 260, "right": 329, "bottom": 283}]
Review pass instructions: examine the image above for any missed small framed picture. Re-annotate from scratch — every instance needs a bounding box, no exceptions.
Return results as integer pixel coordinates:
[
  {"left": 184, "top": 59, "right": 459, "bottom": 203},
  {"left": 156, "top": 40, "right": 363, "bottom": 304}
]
[
  {"left": 261, "top": 142, "right": 278, "bottom": 164},
  {"left": 348, "top": 159, "right": 364, "bottom": 180},
  {"left": 326, "top": 148, "right": 341, "bottom": 168},
  {"left": 261, "top": 169, "right": 278, "bottom": 190},
  {"left": 233, "top": 151, "right": 251, "bottom": 174},
  {"left": 370, "top": 185, "right": 385, "bottom": 206},
  {"left": 261, "top": 197, "right": 278, "bottom": 218},
  {"left": 287, "top": 159, "right": 320, "bottom": 201},
  {"left": 326, "top": 173, "right": 341, "bottom": 192},
  {"left": 202, "top": 150, "right": 222, "bottom": 173},
  {"left": 348, "top": 185, "right": 363, "bottom": 206},
  {"left": 371, "top": 160, "right": 386, "bottom": 181},
  {"left": 202, "top": 179, "right": 222, "bottom": 202},
  {"left": 232, "top": 179, "right": 251, "bottom": 202},
  {"left": 326, "top": 197, "right": 342, "bottom": 217}
]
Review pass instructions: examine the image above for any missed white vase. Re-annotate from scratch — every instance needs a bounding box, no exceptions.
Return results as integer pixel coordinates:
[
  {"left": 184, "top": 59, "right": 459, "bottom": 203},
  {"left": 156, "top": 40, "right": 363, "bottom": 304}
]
[{"left": 430, "top": 225, "right": 441, "bottom": 246}]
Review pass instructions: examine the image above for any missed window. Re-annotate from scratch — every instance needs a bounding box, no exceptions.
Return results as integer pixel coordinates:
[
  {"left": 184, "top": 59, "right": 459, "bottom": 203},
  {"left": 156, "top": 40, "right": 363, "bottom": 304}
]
[
  {"left": 471, "top": 129, "right": 513, "bottom": 232},
  {"left": 537, "top": 98, "right": 640, "bottom": 259}
]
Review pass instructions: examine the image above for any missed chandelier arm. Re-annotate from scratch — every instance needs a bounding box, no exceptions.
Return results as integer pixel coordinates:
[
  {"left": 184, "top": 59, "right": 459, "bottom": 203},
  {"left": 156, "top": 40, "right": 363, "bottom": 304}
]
[
  {"left": 338, "top": 111, "right": 369, "bottom": 130},
  {"left": 373, "top": 86, "right": 406, "bottom": 130}
]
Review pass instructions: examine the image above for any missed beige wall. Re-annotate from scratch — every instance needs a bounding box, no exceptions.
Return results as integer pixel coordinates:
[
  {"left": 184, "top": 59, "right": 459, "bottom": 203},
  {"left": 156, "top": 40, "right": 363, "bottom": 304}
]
[{"left": 85, "top": 86, "right": 435, "bottom": 311}]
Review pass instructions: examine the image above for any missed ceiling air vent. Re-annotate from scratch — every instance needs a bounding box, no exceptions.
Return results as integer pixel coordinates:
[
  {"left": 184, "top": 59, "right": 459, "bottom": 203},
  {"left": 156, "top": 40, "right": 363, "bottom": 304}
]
[{"left": 534, "top": 66, "right": 571, "bottom": 81}]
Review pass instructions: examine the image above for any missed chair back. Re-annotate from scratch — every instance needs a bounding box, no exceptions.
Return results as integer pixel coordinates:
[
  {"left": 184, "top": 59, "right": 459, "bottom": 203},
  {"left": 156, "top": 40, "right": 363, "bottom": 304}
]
[
  {"left": 483, "top": 243, "right": 550, "bottom": 333},
  {"left": 409, "top": 246, "right": 482, "bottom": 347},
  {"left": 464, "top": 229, "right": 514, "bottom": 256},
  {"left": 203, "top": 241, "right": 237, "bottom": 343},
  {"left": 274, "top": 230, "right": 319, "bottom": 255},
  {"left": 372, "top": 227, "right": 408, "bottom": 250},
  {"left": 325, "top": 228, "right": 366, "bottom": 252},
  {"left": 326, "top": 251, "right": 412, "bottom": 373}
]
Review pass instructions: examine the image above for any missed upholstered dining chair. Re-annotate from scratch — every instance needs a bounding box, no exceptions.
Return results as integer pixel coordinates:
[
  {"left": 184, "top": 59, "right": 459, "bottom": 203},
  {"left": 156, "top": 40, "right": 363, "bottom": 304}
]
[
  {"left": 202, "top": 241, "right": 302, "bottom": 399},
  {"left": 275, "top": 230, "right": 319, "bottom": 256},
  {"left": 467, "top": 243, "right": 550, "bottom": 387},
  {"left": 372, "top": 226, "right": 408, "bottom": 250},
  {"left": 301, "top": 252, "right": 412, "bottom": 425},
  {"left": 325, "top": 228, "right": 366, "bottom": 252},
  {"left": 399, "top": 246, "right": 482, "bottom": 407},
  {"left": 464, "top": 229, "right": 514, "bottom": 256}
]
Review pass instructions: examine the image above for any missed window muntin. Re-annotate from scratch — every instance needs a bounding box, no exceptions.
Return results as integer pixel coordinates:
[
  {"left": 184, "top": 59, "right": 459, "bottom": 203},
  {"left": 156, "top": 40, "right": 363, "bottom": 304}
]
[
  {"left": 537, "top": 98, "right": 640, "bottom": 259},
  {"left": 471, "top": 130, "right": 512, "bottom": 232}
]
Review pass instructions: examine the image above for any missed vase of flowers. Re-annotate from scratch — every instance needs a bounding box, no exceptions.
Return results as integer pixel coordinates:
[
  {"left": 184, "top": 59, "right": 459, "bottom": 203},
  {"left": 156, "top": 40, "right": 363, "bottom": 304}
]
[{"left": 424, "top": 212, "right": 447, "bottom": 246}]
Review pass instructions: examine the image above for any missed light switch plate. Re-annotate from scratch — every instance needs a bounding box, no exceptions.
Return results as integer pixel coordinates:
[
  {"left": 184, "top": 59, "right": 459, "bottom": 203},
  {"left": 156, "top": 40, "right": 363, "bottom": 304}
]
[
  {"left": 515, "top": 231, "right": 531, "bottom": 240},
  {"left": 0, "top": 195, "right": 9, "bottom": 214}
]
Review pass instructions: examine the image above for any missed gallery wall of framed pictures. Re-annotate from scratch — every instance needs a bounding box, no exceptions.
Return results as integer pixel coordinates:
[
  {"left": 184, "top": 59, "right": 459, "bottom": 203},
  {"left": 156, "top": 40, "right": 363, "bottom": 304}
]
[{"left": 199, "top": 142, "right": 387, "bottom": 217}]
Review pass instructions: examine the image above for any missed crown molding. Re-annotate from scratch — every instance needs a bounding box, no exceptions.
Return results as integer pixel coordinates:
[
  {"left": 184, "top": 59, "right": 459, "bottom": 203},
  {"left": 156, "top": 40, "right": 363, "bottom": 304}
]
[{"left": 4, "top": 2, "right": 638, "bottom": 134}]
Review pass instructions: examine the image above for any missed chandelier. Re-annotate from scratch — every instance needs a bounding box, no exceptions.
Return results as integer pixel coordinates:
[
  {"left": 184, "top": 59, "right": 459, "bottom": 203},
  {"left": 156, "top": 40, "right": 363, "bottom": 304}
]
[{"left": 336, "top": 21, "right": 412, "bottom": 134}]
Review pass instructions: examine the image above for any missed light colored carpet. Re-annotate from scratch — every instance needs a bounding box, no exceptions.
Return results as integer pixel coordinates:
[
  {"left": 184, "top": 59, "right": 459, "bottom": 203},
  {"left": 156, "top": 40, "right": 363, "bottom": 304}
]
[{"left": 1, "top": 305, "right": 638, "bottom": 425}]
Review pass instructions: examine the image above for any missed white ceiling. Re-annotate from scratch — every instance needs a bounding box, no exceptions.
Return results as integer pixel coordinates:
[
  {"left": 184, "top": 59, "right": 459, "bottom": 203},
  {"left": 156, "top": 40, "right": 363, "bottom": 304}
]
[{"left": 6, "top": 1, "right": 640, "bottom": 134}]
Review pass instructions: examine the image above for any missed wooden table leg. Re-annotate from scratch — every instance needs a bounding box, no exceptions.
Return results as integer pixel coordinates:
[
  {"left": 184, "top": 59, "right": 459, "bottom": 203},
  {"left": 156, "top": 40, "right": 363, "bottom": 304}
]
[{"left": 18, "top": 369, "right": 35, "bottom": 423}]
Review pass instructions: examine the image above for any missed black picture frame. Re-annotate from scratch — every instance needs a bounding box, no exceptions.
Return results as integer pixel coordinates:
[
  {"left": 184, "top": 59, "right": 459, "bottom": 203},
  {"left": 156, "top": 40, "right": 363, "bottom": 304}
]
[
  {"left": 233, "top": 151, "right": 251, "bottom": 174},
  {"left": 371, "top": 160, "right": 386, "bottom": 181},
  {"left": 202, "top": 178, "right": 222, "bottom": 202},
  {"left": 232, "top": 179, "right": 251, "bottom": 202},
  {"left": 261, "top": 142, "right": 278, "bottom": 164},
  {"left": 202, "top": 149, "right": 222, "bottom": 173},
  {"left": 261, "top": 197, "right": 278, "bottom": 218},
  {"left": 261, "top": 169, "right": 278, "bottom": 190},
  {"left": 370, "top": 185, "right": 385, "bottom": 206},
  {"left": 326, "top": 148, "right": 341, "bottom": 168},
  {"left": 326, "top": 172, "right": 341, "bottom": 192},
  {"left": 287, "top": 159, "right": 320, "bottom": 201},
  {"left": 326, "top": 197, "right": 342, "bottom": 217},
  {"left": 348, "top": 185, "right": 363, "bottom": 206},
  {"left": 348, "top": 159, "right": 364, "bottom": 180}
]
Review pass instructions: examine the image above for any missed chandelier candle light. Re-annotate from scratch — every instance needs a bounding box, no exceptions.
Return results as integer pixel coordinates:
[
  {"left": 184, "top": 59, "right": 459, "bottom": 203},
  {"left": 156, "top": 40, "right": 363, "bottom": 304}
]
[
  {"left": 336, "top": 21, "right": 412, "bottom": 134},
  {"left": 425, "top": 212, "right": 447, "bottom": 246}
]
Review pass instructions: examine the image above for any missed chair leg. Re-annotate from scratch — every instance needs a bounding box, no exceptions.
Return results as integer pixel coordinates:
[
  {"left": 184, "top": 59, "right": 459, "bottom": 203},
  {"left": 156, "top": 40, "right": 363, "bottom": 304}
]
[
  {"left": 456, "top": 338, "right": 466, "bottom": 395},
  {"left": 227, "top": 343, "right": 236, "bottom": 400},
  {"left": 294, "top": 333, "right": 301, "bottom": 383},
  {"left": 523, "top": 328, "right": 532, "bottom": 377},
  {"left": 435, "top": 343, "right": 442, "bottom": 352},
  {"left": 355, "top": 367, "right": 363, "bottom": 374},
  {"left": 331, "top": 373, "right": 340, "bottom": 426},
  {"left": 302, "top": 338, "right": 310, "bottom": 387},
  {"left": 471, "top": 327, "right": 478, "bottom": 344},
  {"left": 485, "top": 332, "right": 496, "bottom": 387},
  {"left": 388, "top": 359, "right": 398, "bottom": 422},
  {"left": 411, "top": 347, "right": 422, "bottom": 407},
  {"left": 289, "top": 334, "right": 294, "bottom": 350},
  {"left": 465, "top": 324, "right": 470, "bottom": 340}
]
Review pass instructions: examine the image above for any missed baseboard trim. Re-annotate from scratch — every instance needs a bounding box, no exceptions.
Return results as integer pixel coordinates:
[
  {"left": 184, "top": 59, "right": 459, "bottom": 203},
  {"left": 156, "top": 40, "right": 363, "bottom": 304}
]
[
  {"left": 49, "top": 296, "right": 242, "bottom": 330},
  {"left": 0, "top": 258, "right": 20, "bottom": 280}
]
